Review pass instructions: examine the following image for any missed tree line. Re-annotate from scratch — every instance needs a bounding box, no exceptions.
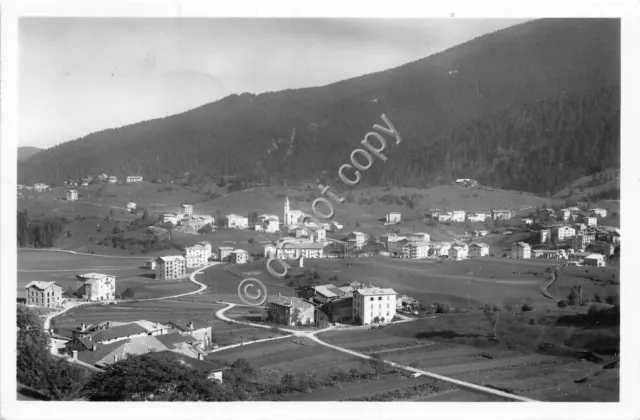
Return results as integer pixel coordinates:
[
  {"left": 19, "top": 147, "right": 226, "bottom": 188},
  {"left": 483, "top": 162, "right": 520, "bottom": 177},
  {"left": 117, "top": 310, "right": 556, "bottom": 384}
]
[{"left": 17, "top": 211, "right": 68, "bottom": 248}]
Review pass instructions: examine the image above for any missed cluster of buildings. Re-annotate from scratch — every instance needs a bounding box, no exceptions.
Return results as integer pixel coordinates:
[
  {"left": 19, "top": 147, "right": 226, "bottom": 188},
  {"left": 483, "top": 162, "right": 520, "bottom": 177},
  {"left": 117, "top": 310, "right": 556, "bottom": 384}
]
[
  {"left": 25, "top": 272, "right": 117, "bottom": 309},
  {"left": 150, "top": 241, "right": 213, "bottom": 280},
  {"left": 266, "top": 282, "right": 403, "bottom": 327},
  {"left": 428, "top": 208, "right": 513, "bottom": 224},
  {"left": 161, "top": 204, "right": 216, "bottom": 234},
  {"left": 50, "top": 319, "right": 220, "bottom": 376},
  {"left": 377, "top": 232, "right": 489, "bottom": 261}
]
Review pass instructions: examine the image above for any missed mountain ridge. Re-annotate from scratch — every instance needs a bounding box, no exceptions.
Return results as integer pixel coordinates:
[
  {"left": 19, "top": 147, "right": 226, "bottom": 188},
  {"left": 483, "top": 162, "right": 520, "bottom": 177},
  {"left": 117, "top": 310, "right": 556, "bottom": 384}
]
[{"left": 18, "top": 18, "right": 620, "bottom": 194}]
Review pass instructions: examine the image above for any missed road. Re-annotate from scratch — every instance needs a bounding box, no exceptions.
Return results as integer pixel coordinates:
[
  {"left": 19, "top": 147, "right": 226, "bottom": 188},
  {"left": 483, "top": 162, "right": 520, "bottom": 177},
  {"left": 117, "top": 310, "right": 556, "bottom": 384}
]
[{"left": 214, "top": 303, "right": 536, "bottom": 402}]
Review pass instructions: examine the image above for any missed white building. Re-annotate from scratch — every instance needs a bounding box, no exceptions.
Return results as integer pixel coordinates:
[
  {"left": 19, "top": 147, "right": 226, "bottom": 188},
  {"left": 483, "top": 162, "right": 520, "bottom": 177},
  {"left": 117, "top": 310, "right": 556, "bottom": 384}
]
[
  {"left": 582, "top": 216, "right": 597, "bottom": 227},
  {"left": 264, "top": 244, "right": 277, "bottom": 259},
  {"left": 108, "top": 176, "right": 118, "bottom": 184},
  {"left": 451, "top": 210, "right": 466, "bottom": 223},
  {"left": 185, "top": 243, "right": 209, "bottom": 268},
  {"left": 401, "top": 241, "right": 430, "bottom": 259},
  {"left": 155, "top": 256, "right": 187, "bottom": 280},
  {"left": 553, "top": 226, "right": 576, "bottom": 241},
  {"left": 161, "top": 213, "right": 180, "bottom": 225},
  {"left": 231, "top": 249, "right": 249, "bottom": 264},
  {"left": 126, "top": 176, "right": 143, "bottom": 183},
  {"left": 66, "top": 189, "right": 78, "bottom": 201},
  {"left": 590, "top": 208, "right": 608, "bottom": 218},
  {"left": 127, "top": 202, "right": 137, "bottom": 212},
  {"left": 347, "top": 231, "right": 366, "bottom": 250},
  {"left": 275, "top": 241, "right": 324, "bottom": 259},
  {"left": 540, "top": 229, "right": 551, "bottom": 244},
  {"left": 511, "top": 242, "right": 531, "bottom": 259},
  {"left": 33, "top": 183, "right": 50, "bottom": 192},
  {"left": 437, "top": 212, "right": 453, "bottom": 222},
  {"left": 558, "top": 208, "right": 571, "bottom": 221},
  {"left": 227, "top": 214, "right": 249, "bottom": 229},
  {"left": 76, "top": 273, "right": 116, "bottom": 301},
  {"left": 584, "top": 253, "right": 606, "bottom": 267},
  {"left": 431, "top": 242, "right": 452, "bottom": 257},
  {"left": 181, "top": 204, "right": 193, "bottom": 216},
  {"left": 467, "top": 213, "right": 487, "bottom": 223},
  {"left": 468, "top": 243, "right": 489, "bottom": 257},
  {"left": 310, "top": 228, "right": 327, "bottom": 243},
  {"left": 522, "top": 218, "right": 533, "bottom": 226},
  {"left": 284, "top": 196, "right": 305, "bottom": 227},
  {"left": 448, "top": 245, "right": 468, "bottom": 260},
  {"left": 386, "top": 212, "right": 401, "bottom": 223},
  {"left": 353, "top": 287, "right": 398, "bottom": 325},
  {"left": 572, "top": 233, "right": 595, "bottom": 251},
  {"left": 491, "top": 209, "right": 512, "bottom": 220},
  {"left": 258, "top": 214, "right": 280, "bottom": 233},
  {"left": 217, "top": 247, "right": 234, "bottom": 262}
]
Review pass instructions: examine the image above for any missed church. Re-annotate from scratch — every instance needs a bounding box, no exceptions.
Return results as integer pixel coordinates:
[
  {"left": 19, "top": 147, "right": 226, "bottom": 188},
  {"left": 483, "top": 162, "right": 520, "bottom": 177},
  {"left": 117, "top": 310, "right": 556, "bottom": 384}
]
[{"left": 283, "top": 196, "right": 305, "bottom": 227}]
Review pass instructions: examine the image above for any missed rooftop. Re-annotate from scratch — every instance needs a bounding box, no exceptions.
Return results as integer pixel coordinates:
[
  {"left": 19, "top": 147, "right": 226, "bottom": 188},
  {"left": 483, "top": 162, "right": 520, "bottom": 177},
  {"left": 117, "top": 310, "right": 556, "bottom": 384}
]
[
  {"left": 355, "top": 287, "right": 398, "bottom": 297},
  {"left": 156, "top": 255, "right": 186, "bottom": 262},
  {"left": 148, "top": 351, "right": 228, "bottom": 372},
  {"left": 268, "top": 295, "right": 315, "bottom": 309},
  {"left": 154, "top": 332, "right": 197, "bottom": 348},
  {"left": 24, "top": 281, "right": 61, "bottom": 291},
  {"left": 88, "top": 323, "right": 148, "bottom": 343},
  {"left": 77, "top": 273, "right": 113, "bottom": 280}
]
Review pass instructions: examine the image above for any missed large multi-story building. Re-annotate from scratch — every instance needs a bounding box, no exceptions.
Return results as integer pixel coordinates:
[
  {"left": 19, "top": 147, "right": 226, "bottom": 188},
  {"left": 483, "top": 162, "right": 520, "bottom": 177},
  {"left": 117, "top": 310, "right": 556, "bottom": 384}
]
[
  {"left": 25, "top": 281, "right": 63, "bottom": 309},
  {"left": 266, "top": 295, "right": 316, "bottom": 326},
  {"left": 511, "top": 242, "right": 531, "bottom": 259},
  {"left": 353, "top": 287, "right": 398, "bottom": 325},
  {"left": 552, "top": 226, "right": 576, "bottom": 241},
  {"left": 181, "top": 204, "right": 193, "bottom": 216},
  {"left": 76, "top": 273, "right": 116, "bottom": 301},
  {"left": 468, "top": 243, "right": 489, "bottom": 257},
  {"left": 185, "top": 243, "right": 209, "bottom": 268},
  {"left": 401, "top": 241, "right": 430, "bottom": 259},
  {"left": 275, "top": 241, "right": 324, "bottom": 259},
  {"left": 230, "top": 249, "right": 248, "bottom": 264},
  {"left": 217, "top": 246, "right": 234, "bottom": 262},
  {"left": 155, "top": 256, "right": 187, "bottom": 280},
  {"left": 347, "top": 231, "right": 366, "bottom": 250},
  {"left": 126, "top": 176, "right": 143, "bottom": 183}
]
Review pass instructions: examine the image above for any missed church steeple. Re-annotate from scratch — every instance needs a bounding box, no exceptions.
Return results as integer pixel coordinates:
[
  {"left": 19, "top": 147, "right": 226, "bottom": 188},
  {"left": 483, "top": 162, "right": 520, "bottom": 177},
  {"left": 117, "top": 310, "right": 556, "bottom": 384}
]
[{"left": 284, "top": 196, "right": 290, "bottom": 226}]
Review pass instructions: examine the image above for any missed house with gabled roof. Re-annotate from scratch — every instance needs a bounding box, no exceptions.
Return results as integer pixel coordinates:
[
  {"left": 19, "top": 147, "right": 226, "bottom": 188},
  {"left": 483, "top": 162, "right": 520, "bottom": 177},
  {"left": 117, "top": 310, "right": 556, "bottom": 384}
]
[
  {"left": 25, "top": 281, "right": 63, "bottom": 309},
  {"left": 511, "top": 242, "right": 531, "bottom": 259},
  {"left": 266, "top": 294, "right": 316, "bottom": 326}
]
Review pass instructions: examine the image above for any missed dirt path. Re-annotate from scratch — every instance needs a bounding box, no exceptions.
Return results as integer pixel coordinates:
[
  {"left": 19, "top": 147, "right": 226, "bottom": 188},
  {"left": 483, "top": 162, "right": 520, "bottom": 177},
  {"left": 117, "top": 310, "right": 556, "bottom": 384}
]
[
  {"left": 214, "top": 303, "right": 536, "bottom": 402},
  {"left": 19, "top": 248, "right": 149, "bottom": 259}
]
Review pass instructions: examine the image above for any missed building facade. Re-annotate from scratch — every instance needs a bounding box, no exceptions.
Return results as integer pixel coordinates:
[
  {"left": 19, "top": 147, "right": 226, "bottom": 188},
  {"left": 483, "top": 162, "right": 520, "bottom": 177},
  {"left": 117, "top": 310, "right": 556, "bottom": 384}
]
[
  {"left": 266, "top": 295, "right": 316, "bottom": 326},
  {"left": 217, "top": 246, "right": 234, "bottom": 262},
  {"left": 511, "top": 242, "right": 531, "bottom": 259},
  {"left": 227, "top": 214, "right": 249, "bottom": 229},
  {"left": 76, "top": 273, "right": 116, "bottom": 301},
  {"left": 185, "top": 244, "right": 209, "bottom": 268},
  {"left": 553, "top": 226, "right": 576, "bottom": 241},
  {"left": 468, "top": 243, "right": 489, "bottom": 257},
  {"left": 353, "top": 287, "right": 398, "bottom": 325},
  {"left": 126, "top": 176, "right": 143, "bottom": 183},
  {"left": 66, "top": 190, "right": 78, "bottom": 201},
  {"left": 25, "top": 281, "right": 63, "bottom": 309},
  {"left": 386, "top": 212, "right": 401, "bottom": 223},
  {"left": 231, "top": 249, "right": 248, "bottom": 264},
  {"left": 181, "top": 204, "right": 193, "bottom": 216},
  {"left": 155, "top": 256, "right": 187, "bottom": 280}
]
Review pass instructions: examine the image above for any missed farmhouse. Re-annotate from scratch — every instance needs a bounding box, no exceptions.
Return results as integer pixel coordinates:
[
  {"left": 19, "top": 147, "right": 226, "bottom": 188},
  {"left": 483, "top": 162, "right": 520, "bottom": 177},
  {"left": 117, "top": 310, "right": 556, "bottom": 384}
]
[
  {"left": 217, "top": 246, "right": 234, "bottom": 262},
  {"left": 185, "top": 243, "right": 209, "bottom": 268},
  {"left": 126, "top": 176, "right": 143, "bottom": 183},
  {"left": 165, "top": 321, "right": 213, "bottom": 349},
  {"left": 155, "top": 256, "right": 187, "bottom": 280},
  {"left": 227, "top": 213, "right": 249, "bottom": 229},
  {"left": 448, "top": 245, "right": 468, "bottom": 261},
  {"left": 182, "top": 215, "right": 215, "bottom": 233},
  {"left": 353, "top": 287, "right": 398, "bottom": 326},
  {"left": 107, "top": 176, "right": 118, "bottom": 184},
  {"left": 127, "top": 202, "right": 137, "bottom": 212},
  {"left": 76, "top": 273, "right": 116, "bottom": 301},
  {"left": 266, "top": 295, "right": 316, "bottom": 326},
  {"left": 66, "top": 189, "right": 78, "bottom": 201},
  {"left": 468, "top": 242, "right": 489, "bottom": 257},
  {"left": 491, "top": 209, "right": 512, "bottom": 220},
  {"left": 230, "top": 249, "right": 249, "bottom": 264},
  {"left": 379, "top": 233, "right": 406, "bottom": 250},
  {"left": 25, "top": 281, "right": 63, "bottom": 309},
  {"left": 511, "top": 242, "right": 531, "bottom": 259},
  {"left": 33, "top": 183, "right": 50, "bottom": 192},
  {"left": 386, "top": 212, "right": 401, "bottom": 223}
]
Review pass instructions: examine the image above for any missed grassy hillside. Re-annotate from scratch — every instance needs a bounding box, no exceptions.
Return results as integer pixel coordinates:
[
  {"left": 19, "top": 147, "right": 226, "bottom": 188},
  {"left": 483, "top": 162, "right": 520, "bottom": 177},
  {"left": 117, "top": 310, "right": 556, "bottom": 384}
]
[{"left": 18, "top": 19, "right": 620, "bottom": 194}]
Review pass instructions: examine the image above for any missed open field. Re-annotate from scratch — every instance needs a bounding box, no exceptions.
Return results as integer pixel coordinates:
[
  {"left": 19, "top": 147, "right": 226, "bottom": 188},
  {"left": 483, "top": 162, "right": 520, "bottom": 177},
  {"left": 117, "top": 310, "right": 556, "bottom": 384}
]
[
  {"left": 317, "top": 318, "right": 618, "bottom": 402},
  {"left": 17, "top": 250, "right": 198, "bottom": 299}
]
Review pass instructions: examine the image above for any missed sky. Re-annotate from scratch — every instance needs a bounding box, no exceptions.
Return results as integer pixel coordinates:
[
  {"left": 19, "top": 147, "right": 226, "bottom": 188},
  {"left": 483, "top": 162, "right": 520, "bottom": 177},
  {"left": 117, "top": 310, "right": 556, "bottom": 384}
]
[{"left": 19, "top": 18, "right": 529, "bottom": 149}]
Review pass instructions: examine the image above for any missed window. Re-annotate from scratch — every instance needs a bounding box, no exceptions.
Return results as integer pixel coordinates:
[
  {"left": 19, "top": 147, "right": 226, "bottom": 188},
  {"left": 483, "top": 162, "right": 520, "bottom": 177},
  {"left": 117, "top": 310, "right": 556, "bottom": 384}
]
[
  {"left": 370, "top": 297, "right": 374, "bottom": 301},
  {"left": 387, "top": 303, "right": 389, "bottom": 308},
  {"left": 378, "top": 297, "right": 382, "bottom": 300}
]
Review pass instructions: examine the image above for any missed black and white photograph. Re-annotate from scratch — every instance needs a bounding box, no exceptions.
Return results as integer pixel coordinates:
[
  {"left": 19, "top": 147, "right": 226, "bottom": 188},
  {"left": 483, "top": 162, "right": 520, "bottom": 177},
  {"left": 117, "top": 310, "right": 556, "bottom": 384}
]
[{"left": 1, "top": 1, "right": 638, "bottom": 419}]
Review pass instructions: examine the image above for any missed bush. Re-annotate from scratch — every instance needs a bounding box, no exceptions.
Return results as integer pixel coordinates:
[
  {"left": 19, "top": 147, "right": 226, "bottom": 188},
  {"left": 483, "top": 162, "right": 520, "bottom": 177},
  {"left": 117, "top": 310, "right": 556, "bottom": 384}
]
[
  {"left": 557, "top": 300, "right": 568, "bottom": 308},
  {"left": 521, "top": 303, "right": 533, "bottom": 312},
  {"left": 435, "top": 302, "right": 450, "bottom": 314}
]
